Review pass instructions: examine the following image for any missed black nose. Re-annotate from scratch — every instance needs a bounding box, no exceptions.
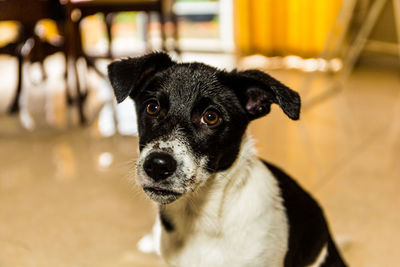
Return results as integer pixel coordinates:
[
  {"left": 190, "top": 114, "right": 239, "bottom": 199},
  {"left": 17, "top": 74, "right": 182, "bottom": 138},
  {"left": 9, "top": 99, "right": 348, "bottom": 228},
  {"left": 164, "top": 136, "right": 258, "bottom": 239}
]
[{"left": 143, "top": 152, "right": 177, "bottom": 181}]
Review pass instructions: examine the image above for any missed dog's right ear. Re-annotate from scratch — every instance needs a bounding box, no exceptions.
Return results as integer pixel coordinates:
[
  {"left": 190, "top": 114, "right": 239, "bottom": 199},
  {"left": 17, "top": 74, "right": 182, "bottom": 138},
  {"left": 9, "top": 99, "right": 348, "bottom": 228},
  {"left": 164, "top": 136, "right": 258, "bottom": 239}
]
[
  {"left": 218, "top": 69, "right": 300, "bottom": 120},
  {"left": 107, "top": 52, "right": 175, "bottom": 103}
]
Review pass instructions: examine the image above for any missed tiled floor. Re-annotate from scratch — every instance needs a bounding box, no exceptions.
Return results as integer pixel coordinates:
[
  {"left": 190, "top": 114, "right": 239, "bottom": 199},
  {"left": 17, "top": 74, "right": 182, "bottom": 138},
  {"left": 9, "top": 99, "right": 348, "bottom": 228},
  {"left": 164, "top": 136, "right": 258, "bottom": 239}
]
[{"left": 0, "top": 53, "right": 399, "bottom": 266}]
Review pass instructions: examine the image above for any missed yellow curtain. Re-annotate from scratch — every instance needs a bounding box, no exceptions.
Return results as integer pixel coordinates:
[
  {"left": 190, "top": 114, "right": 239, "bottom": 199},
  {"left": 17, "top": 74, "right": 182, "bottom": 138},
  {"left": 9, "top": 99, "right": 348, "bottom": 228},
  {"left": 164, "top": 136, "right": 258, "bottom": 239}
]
[{"left": 234, "top": 0, "right": 343, "bottom": 57}]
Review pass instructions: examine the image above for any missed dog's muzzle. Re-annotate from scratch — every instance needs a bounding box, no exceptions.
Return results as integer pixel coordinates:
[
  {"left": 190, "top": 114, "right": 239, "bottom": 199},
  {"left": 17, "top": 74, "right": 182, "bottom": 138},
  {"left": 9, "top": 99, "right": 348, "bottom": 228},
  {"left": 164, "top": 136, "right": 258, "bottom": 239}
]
[
  {"left": 137, "top": 136, "right": 208, "bottom": 204},
  {"left": 143, "top": 152, "right": 177, "bottom": 181},
  {"left": 141, "top": 152, "right": 182, "bottom": 204}
]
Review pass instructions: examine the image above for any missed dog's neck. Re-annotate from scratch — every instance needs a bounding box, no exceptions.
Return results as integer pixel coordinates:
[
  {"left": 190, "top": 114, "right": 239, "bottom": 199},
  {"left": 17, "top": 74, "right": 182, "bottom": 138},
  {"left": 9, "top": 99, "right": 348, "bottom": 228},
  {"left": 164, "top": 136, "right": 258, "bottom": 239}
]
[{"left": 159, "top": 135, "right": 258, "bottom": 234}]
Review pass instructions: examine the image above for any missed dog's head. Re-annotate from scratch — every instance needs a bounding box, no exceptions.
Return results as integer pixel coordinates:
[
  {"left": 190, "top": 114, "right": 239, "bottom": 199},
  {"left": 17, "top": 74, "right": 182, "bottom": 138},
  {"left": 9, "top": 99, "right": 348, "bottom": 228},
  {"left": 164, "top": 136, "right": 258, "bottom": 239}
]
[{"left": 108, "top": 52, "right": 300, "bottom": 204}]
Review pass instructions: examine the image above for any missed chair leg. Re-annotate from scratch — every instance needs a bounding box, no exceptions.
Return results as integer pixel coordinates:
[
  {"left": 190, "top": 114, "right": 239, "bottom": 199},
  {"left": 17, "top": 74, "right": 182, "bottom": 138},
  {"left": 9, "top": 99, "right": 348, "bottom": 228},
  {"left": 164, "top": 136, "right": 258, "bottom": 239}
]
[
  {"left": 68, "top": 14, "right": 87, "bottom": 125},
  {"left": 334, "top": 0, "right": 387, "bottom": 89},
  {"left": 41, "top": 62, "right": 47, "bottom": 81},
  {"left": 171, "top": 11, "right": 180, "bottom": 54},
  {"left": 159, "top": 12, "right": 167, "bottom": 51},
  {"left": 8, "top": 54, "right": 23, "bottom": 114},
  {"left": 65, "top": 56, "right": 74, "bottom": 105},
  {"left": 393, "top": 0, "right": 400, "bottom": 62},
  {"left": 144, "top": 11, "right": 152, "bottom": 52},
  {"left": 73, "top": 58, "right": 87, "bottom": 124},
  {"left": 105, "top": 13, "right": 114, "bottom": 58},
  {"left": 304, "top": 0, "right": 388, "bottom": 110},
  {"left": 301, "top": 0, "right": 356, "bottom": 99}
]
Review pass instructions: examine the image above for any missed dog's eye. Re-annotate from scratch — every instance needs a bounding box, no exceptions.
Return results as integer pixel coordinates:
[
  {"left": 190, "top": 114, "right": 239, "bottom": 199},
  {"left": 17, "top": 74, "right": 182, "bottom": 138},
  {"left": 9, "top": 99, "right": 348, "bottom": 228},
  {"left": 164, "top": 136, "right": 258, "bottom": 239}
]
[
  {"left": 201, "top": 110, "right": 221, "bottom": 126},
  {"left": 146, "top": 101, "right": 160, "bottom": 116}
]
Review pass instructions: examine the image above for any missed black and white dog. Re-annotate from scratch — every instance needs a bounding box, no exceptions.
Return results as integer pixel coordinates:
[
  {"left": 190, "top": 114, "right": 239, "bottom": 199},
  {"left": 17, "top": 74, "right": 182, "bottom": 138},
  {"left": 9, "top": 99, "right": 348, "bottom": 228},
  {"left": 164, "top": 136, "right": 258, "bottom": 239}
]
[{"left": 108, "top": 52, "right": 347, "bottom": 267}]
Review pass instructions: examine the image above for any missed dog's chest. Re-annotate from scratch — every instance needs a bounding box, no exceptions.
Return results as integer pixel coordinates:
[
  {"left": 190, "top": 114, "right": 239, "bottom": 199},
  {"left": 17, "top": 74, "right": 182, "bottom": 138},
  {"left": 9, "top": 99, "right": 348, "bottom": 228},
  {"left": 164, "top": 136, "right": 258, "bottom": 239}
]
[{"left": 159, "top": 159, "right": 289, "bottom": 267}]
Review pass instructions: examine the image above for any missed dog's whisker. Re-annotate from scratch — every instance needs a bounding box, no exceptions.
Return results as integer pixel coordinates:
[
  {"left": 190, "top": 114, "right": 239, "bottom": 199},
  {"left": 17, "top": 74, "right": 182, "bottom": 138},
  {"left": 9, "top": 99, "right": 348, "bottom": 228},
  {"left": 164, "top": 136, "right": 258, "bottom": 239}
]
[{"left": 114, "top": 158, "right": 139, "bottom": 170}]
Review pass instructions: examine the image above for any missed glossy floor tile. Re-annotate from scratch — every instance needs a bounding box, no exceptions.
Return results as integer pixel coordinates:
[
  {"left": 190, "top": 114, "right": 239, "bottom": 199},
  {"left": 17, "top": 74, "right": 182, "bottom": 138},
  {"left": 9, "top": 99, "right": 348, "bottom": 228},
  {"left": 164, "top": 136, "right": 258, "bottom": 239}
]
[
  {"left": 0, "top": 130, "right": 166, "bottom": 267},
  {"left": 1, "top": 53, "right": 400, "bottom": 266}
]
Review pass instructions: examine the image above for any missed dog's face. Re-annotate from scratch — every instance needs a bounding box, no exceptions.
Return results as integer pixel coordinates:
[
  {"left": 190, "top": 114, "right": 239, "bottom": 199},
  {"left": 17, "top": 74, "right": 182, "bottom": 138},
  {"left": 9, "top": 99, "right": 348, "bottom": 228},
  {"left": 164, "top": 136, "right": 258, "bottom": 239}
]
[{"left": 108, "top": 52, "right": 300, "bottom": 204}]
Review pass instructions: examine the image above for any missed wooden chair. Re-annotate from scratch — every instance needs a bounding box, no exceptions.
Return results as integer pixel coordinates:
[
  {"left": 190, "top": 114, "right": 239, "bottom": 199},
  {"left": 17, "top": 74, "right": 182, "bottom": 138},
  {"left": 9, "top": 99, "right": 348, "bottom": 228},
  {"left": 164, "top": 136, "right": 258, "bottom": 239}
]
[
  {"left": 0, "top": 0, "right": 77, "bottom": 116},
  {"left": 0, "top": 0, "right": 179, "bottom": 125},
  {"left": 64, "top": 0, "right": 179, "bottom": 57},
  {"left": 62, "top": 0, "right": 180, "bottom": 125}
]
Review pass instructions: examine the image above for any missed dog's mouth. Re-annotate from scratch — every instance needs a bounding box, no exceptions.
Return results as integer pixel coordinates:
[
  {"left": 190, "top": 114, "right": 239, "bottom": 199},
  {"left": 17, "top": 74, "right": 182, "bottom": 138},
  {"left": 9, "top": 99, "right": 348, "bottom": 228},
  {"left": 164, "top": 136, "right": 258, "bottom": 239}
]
[{"left": 143, "top": 186, "right": 183, "bottom": 204}]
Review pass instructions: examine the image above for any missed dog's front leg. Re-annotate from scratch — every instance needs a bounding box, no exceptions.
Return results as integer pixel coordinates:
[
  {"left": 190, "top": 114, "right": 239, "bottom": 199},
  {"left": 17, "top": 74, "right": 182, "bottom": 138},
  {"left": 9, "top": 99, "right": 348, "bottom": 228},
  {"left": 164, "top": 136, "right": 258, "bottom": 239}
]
[{"left": 137, "top": 217, "right": 161, "bottom": 255}]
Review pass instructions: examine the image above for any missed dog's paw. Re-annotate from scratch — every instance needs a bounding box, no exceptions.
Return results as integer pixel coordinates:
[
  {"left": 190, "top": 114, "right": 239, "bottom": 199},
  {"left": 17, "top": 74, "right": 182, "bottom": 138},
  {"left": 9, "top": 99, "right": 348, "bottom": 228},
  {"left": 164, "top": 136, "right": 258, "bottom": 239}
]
[
  {"left": 137, "top": 234, "right": 157, "bottom": 254},
  {"left": 138, "top": 219, "right": 162, "bottom": 255}
]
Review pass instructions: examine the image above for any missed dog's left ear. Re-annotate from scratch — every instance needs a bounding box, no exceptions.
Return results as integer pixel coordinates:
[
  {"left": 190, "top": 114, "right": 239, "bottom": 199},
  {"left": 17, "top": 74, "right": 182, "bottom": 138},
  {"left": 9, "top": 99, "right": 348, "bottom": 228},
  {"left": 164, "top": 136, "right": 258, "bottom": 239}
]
[
  {"left": 219, "top": 69, "right": 300, "bottom": 120},
  {"left": 107, "top": 52, "right": 176, "bottom": 103}
]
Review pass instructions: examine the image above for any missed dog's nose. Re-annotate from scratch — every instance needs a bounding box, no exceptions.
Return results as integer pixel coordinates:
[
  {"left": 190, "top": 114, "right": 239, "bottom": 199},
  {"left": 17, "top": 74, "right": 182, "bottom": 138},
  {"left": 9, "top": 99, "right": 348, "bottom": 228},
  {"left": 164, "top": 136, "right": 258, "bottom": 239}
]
[{"left": 143, "top": 152, "right": 177, "bottom": 181}]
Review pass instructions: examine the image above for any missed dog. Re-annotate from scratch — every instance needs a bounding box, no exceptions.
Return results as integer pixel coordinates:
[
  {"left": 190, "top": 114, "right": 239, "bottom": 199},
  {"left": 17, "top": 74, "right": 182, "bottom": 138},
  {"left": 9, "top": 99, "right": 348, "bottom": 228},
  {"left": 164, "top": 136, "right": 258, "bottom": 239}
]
[{"left": 107, "top": 52, "right": 347, "bottom": 267}]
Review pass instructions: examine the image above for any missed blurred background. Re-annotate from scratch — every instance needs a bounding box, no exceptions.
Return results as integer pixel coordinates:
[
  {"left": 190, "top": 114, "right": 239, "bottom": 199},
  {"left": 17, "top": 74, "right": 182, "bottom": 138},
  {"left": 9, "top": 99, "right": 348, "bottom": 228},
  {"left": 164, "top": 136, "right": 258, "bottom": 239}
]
[{"left": 0, "top": 0, "right": 399, "bottom": 266}]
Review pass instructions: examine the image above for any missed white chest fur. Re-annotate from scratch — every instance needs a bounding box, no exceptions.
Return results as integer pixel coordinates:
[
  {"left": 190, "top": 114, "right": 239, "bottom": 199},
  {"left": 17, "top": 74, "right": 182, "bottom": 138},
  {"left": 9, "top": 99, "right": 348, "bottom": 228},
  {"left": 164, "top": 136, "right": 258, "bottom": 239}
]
[{"left": 159, "top": 139, "right": 289, "bottom": 267}]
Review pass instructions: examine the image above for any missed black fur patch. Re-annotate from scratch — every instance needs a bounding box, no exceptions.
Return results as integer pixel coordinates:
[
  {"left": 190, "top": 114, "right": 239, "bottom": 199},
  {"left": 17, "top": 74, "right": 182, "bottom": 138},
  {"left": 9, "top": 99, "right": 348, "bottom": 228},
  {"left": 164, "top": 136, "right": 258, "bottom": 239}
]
[
  {"left": 108, "top": 52, "right": 175, "bottom": 103},
  {"left": 160, "top": 210, "right": 174, "bottom": 232},
  {"left": 218, "top": 69, "right": 301, "bottom": 120},
  {"left": 264, "top": 161, "right": 347, "bottom": 267}
]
